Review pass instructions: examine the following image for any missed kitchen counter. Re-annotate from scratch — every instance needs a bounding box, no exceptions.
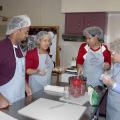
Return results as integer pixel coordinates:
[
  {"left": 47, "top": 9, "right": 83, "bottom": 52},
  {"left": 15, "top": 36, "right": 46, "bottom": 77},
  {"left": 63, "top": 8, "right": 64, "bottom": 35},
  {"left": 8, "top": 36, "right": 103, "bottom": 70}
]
[{"left": 1, "top": 83, "right": 107, "bottom": 120}]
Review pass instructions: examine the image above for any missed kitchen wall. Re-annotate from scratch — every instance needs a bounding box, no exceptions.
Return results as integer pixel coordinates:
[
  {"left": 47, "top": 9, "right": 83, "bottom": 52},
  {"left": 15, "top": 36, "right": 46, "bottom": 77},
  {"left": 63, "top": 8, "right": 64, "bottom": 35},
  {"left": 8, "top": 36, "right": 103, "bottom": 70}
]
[
  {"left": 61, "top": 0, "right": 120, "bottom": 13},
  {"left": 0, "top": 0, "right": 65, "bottom": 65},
  {"left": 106, "top": 13, "right": 120, "bottom": 44},
  {"left": 0, "top": 0, "right": 65, "bottom": 26},
  {"left": 0, "top": 25, "right": 6, "bottom": 39},
  {"left": 1, "top": 0, "right": 120, "bottom": 66}
]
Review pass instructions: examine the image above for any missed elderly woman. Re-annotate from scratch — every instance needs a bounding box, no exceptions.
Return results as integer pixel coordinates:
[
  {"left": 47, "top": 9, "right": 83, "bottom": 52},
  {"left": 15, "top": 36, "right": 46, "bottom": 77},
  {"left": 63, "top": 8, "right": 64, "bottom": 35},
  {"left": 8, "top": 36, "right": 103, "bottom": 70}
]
[
  {"left": 76, "top": 26, "right": 111, "bottom": 87},
  {"left": 25, "top": 31, "right": 54, "bottom": 95},
  {"left": 102, "top": 39, "right": 120, "bottom": 120}
]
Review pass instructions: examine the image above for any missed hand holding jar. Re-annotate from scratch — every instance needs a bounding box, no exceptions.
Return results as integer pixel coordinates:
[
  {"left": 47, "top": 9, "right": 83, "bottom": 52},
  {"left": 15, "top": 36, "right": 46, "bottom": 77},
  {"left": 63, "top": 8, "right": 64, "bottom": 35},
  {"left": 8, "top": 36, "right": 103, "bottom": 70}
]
[
  {"left": 36, "top": 69, "right": 48, "bottom": 76},
  {"left": 101, "top": 74, "right": 115, "bottom": 87}
]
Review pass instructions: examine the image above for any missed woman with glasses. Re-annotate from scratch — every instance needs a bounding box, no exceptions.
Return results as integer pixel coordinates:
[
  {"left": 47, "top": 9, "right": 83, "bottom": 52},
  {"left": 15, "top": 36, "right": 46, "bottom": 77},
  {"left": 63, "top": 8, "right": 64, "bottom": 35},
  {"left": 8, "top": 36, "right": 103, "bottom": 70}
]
[
  {"left": 25, "top": 31, "right": 54, "bottom": 95},
  {"left": 102, "top": 39, "right": 120, "bottom": 120}
]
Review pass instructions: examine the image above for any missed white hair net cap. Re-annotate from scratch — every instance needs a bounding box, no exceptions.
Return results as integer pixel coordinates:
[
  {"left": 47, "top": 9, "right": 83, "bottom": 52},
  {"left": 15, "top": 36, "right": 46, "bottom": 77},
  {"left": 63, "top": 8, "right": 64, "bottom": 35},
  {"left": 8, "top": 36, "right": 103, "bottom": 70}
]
[
  {"left": 35, "top": 31, "right": 51, "bottom": 45},
  {"left": 6, "top": 15, "right": 31, "bottom": 35},
  {"left": 48, "top": 31, "right": 55, "bottom": 39},
  {"left": 83, "top": 26, "right": 103, "bottom": 40}
]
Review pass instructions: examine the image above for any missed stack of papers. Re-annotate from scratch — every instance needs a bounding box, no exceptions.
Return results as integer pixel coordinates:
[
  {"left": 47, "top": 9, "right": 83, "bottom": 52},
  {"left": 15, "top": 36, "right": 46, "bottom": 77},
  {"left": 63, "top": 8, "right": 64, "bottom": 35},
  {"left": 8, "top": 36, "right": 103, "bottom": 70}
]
[
  {"left": 59, "top": 92, "right": 89, "bottom": 105},
  {"left": 0, "top": 111, "right": 18, "bottom": 120},
  {"left": 18, "top": 98, "right": 87, "bottom": 120},
  {"left": 44, "top": 85, "right": 64, "bottom": 96}
]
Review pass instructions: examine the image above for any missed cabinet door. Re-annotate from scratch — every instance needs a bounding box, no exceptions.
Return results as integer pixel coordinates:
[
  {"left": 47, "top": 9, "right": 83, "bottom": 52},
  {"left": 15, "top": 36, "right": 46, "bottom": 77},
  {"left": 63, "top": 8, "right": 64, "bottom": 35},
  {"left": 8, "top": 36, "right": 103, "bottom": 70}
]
[
  {"left": 65, "top": 12, "right": 107, "bottom": 35},
  {"left": 65, "top": 13, "right": 84, "bottom": 35},
  {"left": 83, "top": 12, "right": 107, "bottom": 33}
]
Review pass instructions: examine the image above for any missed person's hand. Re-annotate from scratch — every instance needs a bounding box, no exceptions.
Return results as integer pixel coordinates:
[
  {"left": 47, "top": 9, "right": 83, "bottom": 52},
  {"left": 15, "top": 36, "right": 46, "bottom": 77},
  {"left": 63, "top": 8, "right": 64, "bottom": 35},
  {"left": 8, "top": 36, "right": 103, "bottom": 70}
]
[
  {"left": 35, "top": 69, "right": 41, "bottom": 74},
  {"left": 26, "top": 95, "right": 33, "bottom": 103},
  {"left": 102, "top": 74, "right": 115, "bottom": 87},
  {"left": 37, "top": 69, "right": 47, "bottom": 76},
  {"left": 53, "top": 66, "right": 67, "bottom": 73},
  {"left": 103, "top": 62, "right": 110, "bottom": 71}
]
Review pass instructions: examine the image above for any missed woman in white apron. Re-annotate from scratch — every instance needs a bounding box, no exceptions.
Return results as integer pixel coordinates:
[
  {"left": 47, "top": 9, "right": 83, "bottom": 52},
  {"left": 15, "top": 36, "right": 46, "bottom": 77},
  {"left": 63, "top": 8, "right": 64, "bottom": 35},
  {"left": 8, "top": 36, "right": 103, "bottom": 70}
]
[
  {"left": 83, "top": 46, "right": 104, "bottom": 87},
  {"left": 26, "top": 31, "right": 54, "bottom": 94},
  {"left": 29, "top": 54, "right": 53, "bottom": 93},
  {"left": 102, "top": 39, "right": 120, "bottom": 120},
  {"left": 77, "top": 26, "right": 111, "bottom": 87},
  {"left": 106, "top": 64, "right": 120, "bottom": 120},
  {"left": 0, "top": 15, "right": 31, "bottom": 104}
]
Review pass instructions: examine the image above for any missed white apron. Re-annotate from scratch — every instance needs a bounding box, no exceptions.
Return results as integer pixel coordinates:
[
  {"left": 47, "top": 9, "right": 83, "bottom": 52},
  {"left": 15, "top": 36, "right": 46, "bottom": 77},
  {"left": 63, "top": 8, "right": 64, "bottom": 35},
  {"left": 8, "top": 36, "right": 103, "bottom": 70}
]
[
  {"left": 83, "top": 47, "right": 104, "bottom": 87},
  {"left": 29, "top": 54, "right": 54, "bottom": 93},
  {"left": 0, "top": 45, "right": 25, "bottom": 104},
  {"left": 106, "top": 63, "right": 120, "bottom": 120}
]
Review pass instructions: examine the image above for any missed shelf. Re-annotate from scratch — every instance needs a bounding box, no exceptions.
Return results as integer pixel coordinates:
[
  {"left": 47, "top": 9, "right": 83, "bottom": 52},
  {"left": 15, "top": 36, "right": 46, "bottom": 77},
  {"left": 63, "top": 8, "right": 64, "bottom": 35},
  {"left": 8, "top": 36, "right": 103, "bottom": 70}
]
[{"left": 62, "top": 34, "right": 85, "bottom": 42}]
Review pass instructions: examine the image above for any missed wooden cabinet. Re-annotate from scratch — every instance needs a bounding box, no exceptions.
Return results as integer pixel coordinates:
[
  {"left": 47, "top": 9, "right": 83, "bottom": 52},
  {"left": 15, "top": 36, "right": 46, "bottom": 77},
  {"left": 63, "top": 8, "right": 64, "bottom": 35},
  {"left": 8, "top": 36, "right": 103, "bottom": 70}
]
[
  {"left": 65, "top": 12, "right": 107, "bottom": 35},
  {"left": 65, "top": 13, "right": 84, "bottom": 35}
]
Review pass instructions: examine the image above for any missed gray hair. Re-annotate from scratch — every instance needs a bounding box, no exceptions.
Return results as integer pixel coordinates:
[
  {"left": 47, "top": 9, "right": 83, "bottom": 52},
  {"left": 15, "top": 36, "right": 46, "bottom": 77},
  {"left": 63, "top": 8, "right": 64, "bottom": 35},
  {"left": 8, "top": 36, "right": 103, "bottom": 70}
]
[
  {"left": 6, "top": 15, "right": 31, "bottom": 35},
  {"left": 83, "top": 26, "right": 104, "bottom": 41},
  {"left": 109, "top": 39, "right": 120, "bottom": 53},
  {"left": 35, "top": 31, "right": 51, "bottom": 46}
]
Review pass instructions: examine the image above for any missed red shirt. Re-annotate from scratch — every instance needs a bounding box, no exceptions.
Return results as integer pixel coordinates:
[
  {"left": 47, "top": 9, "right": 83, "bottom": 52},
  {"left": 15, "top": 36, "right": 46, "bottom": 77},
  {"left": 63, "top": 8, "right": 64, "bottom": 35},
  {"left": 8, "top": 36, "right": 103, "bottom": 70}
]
[
  {"left": 25, "top": 48, "right": 39, "bottom": 82},
  {"left": 76, "top": 43, "right": 111, "bottom": 65}
]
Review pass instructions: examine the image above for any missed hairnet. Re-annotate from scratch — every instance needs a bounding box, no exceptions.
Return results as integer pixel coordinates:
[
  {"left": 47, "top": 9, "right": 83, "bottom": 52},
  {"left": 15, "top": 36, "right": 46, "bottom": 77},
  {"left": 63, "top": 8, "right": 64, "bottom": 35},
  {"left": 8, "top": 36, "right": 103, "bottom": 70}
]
[
  {"left": 35, "top": 31, "right": 51, "bottom": 45},
  {"left": 6, "top": 15, "right": 31, "bottom": 35},
  {"left": 83, "top": 26, "right": 104, "bottom": 40},
  {"left": 48, "top": 31, "right": 55, "bottom": 39}
]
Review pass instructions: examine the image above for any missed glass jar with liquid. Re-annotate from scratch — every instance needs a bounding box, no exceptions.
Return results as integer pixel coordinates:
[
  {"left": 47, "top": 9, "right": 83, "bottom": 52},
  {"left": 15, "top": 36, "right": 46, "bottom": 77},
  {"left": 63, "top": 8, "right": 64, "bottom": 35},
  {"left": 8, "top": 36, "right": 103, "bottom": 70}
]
[{"left": 69, "top": 76, "right": 86, "bottom": 98}]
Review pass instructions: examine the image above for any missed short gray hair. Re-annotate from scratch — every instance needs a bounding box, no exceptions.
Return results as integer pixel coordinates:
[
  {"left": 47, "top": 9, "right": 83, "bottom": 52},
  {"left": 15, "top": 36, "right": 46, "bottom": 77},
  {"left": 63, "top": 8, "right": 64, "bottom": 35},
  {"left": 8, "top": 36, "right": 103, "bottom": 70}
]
[
  {"left": 83, "top": 26, "right": 104, "bottom": 40},
  {"left": 35, "top": 31, "right": 51, "bottom": 45},
  {"left": 109, "top": 39, "right": 120, "bottom": 53}
]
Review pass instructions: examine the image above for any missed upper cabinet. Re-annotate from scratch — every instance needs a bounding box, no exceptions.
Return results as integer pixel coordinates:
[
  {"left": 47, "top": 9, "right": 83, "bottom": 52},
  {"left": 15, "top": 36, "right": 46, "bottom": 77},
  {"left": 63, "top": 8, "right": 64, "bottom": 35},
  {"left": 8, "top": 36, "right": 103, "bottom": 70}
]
[{"left": 65, "top": 12, "right": 107, "bottom": 35}]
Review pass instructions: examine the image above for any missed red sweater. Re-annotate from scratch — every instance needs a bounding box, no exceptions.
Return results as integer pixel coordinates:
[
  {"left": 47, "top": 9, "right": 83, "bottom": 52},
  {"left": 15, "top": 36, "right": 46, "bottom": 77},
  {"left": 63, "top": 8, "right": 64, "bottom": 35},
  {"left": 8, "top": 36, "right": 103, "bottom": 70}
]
[
  {"left": 77, "top": 43, "right": 111, "bottom": 65},
  {"left": 0, "top": 38, "right": 16, "bottom": 86},
  {"left": 25, "top": 48, "right": 39, "bottom": 82}
]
